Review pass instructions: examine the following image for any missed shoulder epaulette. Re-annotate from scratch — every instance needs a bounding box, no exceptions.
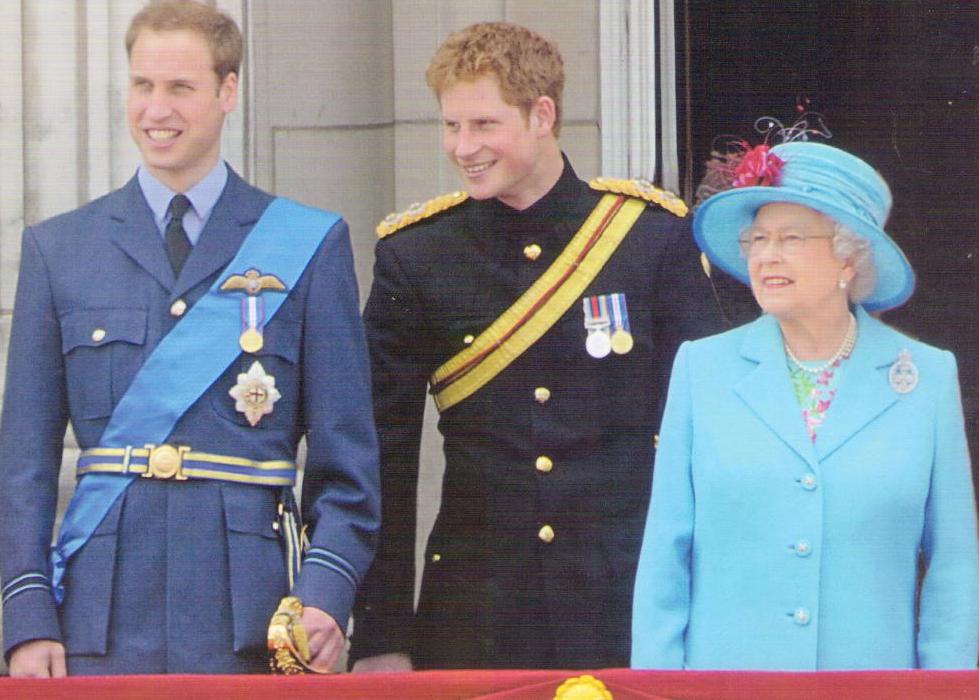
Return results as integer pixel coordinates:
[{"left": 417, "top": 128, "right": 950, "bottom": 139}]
[
  {"left": 589, "top": 177, "right": 688, "bottom": 218},
  {"left": 376, "top": 191, "right": 469, "bottom": 238}
]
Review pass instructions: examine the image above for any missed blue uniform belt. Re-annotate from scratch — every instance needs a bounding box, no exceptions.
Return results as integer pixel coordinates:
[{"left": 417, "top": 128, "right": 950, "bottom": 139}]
[{"left": 77, "top": 445, "right": 296, "bottom": 486}]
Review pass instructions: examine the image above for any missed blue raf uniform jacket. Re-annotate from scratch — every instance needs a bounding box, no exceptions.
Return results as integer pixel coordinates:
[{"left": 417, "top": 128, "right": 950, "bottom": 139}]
[
  {"left": 632, "top": 307, "right": 979, "bottom": 670},
  {"left": 0, "top": 167, "right": 380, "bottom": 673}
]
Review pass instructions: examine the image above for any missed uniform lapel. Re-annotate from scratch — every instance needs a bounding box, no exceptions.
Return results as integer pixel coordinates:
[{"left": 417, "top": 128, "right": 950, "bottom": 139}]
[
  {"left": 107, "top": 175, "right": 175, "bottom": 291},
  {"left": 812, "top": 306, "right": 901, "bottom": 461},
  {"left": 733, "top": 314, "right": 820, "bottom": 469},
  {"left": 173, "top": 170, "right": 266, "bottom": 298}
]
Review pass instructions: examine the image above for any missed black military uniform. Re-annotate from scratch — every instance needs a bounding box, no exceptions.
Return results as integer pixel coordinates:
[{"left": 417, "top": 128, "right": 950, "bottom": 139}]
[{"left": 352, "top": 157, "right": 752, "bottom": 669}]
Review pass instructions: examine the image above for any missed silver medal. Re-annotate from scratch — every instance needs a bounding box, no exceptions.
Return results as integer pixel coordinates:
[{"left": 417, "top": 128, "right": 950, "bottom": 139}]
[
  {"left": 586, "top": 330, "right": 612, "bottom": 359},
  {"left": 583, "top": 296, "right": 612, "bottom": 359}
]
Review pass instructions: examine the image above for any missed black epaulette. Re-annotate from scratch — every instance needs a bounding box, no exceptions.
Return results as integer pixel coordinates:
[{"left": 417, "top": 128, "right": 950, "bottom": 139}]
[
  {"left": 589, "top": 177, "right": 688, "bottom": 217},
  {"left": 376, "top": 191, "right": 469, "bottom": 238}
]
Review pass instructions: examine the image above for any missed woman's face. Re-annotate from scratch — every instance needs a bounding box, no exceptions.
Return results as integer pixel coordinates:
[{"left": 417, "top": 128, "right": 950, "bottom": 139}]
[{"left": 745, "top": 202, "right": 854, "bottom": 322}]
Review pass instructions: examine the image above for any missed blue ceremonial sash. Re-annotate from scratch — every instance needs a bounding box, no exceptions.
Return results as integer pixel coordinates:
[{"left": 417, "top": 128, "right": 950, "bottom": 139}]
[{"left": 50, "top": 197, "right": 340, "bottom": 603}]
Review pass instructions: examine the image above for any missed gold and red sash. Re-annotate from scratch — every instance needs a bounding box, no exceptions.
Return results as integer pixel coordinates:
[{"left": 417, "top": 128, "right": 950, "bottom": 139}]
[{"left": 430, "top": 194, "right": 646, "bottom": 412}]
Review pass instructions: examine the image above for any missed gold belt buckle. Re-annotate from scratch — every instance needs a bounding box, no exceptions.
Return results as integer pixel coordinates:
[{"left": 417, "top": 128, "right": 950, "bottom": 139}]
[{"left": 143, "top": 444, "right": 190, "bottom": 480}]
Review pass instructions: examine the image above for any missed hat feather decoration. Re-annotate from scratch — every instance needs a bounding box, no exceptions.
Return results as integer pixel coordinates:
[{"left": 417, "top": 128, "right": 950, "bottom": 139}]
[{"left": 694, "top": 113, "right": 832, "bottom": 205}]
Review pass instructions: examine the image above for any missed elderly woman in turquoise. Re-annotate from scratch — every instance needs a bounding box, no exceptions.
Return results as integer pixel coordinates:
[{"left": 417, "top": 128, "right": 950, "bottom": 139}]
[{"left": 631, "top": 141, "right": 979, "bottom": 670}]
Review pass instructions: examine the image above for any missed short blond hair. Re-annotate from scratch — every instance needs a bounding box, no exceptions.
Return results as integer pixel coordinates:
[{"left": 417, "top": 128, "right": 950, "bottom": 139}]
[
  {"left": 126, "top": 0, "right": 242, "bottom": 83},
  {"left": 426, "top": 22, "right": 565, "bottom": 137}
]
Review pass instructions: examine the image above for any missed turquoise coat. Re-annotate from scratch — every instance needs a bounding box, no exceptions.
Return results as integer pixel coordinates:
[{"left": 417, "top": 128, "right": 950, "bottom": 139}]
[{"left": 631, "top": 307, "right": 979, "bottom": 670}]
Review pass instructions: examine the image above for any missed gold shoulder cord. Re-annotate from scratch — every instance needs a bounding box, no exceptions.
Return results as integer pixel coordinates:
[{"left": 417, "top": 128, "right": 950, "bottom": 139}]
[
  {"left": 589, "top": 177, "right": 688, "bottom": 217},
  {"left": 376, "top": 191, "right": 469, "bottom": 238}
]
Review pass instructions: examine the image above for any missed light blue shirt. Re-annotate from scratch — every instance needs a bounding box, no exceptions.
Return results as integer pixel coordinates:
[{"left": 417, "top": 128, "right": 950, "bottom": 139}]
[{"left": 137, "top": 161, "right": 229, "bottom": 246}]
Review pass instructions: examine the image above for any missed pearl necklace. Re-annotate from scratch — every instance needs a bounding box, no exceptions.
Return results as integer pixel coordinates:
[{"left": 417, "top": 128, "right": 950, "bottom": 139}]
[{"left": 785, "top": 313, "right": 857, "bottom": 375}]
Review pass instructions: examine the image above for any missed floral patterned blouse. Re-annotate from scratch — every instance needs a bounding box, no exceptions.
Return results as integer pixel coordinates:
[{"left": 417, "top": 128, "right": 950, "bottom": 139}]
[{"left": 788, "top": 353, "right": 851, "bottom": 442}]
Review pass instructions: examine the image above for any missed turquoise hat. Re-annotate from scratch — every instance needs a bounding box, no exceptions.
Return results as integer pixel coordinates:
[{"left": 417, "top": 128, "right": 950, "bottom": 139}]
[{"left": 693, "top": 141, "right": 915, "bottom": 312}]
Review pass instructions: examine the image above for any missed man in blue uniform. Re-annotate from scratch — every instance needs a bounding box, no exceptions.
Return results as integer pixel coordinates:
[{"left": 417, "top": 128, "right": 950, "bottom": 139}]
[
  {"left": 351, "top": 22, "right": 752, "bottom": 671},
  {"left": 0, "top": 0, "right": 379, "bottom": 676}
]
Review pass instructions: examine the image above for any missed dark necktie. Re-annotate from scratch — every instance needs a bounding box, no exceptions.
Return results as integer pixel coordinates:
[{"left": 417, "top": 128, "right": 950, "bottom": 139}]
[{"left": 165, "top": 194, "right": 192, "bottom": 274}]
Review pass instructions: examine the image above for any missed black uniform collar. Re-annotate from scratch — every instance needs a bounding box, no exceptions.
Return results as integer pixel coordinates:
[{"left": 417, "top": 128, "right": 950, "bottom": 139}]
[{"left": 474, "top": 154, "right": 590, "bottom": 235}]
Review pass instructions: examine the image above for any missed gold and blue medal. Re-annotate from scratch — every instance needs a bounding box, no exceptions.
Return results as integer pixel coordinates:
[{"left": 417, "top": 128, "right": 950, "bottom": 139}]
[
  {"left": 240, "top": 298, "right": 265, "bottom": 353},
  {"left": 608, "top": 292, "right": 633, "bottom": 355},
  {"left": 219, "top": 268, "right": 287, "bottom": 353}
]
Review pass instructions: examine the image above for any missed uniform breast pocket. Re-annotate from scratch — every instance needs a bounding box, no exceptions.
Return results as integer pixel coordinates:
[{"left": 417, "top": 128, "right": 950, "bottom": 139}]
[
  {"left": 59, "top": 308, "right": 148, "bottom": 419},
  {"left": 211, "top": 319, "right": 301, "bottom": 430}
]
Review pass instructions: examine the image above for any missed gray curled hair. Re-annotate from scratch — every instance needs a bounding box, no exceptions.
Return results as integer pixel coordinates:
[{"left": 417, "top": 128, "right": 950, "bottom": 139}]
[{"left": 832, "top": 222, "right": 875, "bottom": 304}]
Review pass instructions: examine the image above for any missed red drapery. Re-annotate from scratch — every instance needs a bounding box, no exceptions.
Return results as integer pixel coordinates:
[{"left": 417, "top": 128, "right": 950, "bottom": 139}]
[{"left": 1, "top": 669, "right": 976, "bottom": 699}]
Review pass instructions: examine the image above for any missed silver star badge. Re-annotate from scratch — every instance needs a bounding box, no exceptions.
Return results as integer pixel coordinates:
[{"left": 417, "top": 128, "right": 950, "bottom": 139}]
[{"left": 229, "top": 360, "right": 281, "bottom": 426}]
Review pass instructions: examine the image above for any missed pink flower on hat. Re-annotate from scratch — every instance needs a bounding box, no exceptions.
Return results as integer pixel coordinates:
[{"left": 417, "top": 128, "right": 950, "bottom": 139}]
[{"left": 732, "top": 144, "right": 784, "bottom": 188}]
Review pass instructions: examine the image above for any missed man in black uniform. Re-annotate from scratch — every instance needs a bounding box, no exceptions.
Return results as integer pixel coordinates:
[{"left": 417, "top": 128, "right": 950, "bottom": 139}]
[{"left": 351, "top": 21, "right": 749, "bottom": 671}]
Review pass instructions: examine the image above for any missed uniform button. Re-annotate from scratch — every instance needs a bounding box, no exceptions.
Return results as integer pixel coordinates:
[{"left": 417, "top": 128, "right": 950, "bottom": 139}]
[
  {"left": 534, "top": 387, "right": 551, "bottom": 404},
  {"left": 431, "top": 553, "right": 441, "bottom": 562},
  {"left": 793, "top": 608, "right": 811, "bottom": 625},
  {"left": 800, "top": 473, "right": 817, "bottom": 491},
  {"left": 463, "top": 334, "right": 475, "bottom": 345},
  {"left": 170, "top": 298, "right": 188, "bottom": 317},
  {"left": 91, "top": 328, "right": 106, "bottom": 343},
  {"left": 535, "top": 456, "right": 553, "bottom": 473},
  {"left": 794, "top": 540, "right": 812, "bottom": 557},
  {"left": 523, "top": 244, "right": 542, "bottom": 261},
  {"left": 538, "top": 524, "right": 555, "bottom": 543}
]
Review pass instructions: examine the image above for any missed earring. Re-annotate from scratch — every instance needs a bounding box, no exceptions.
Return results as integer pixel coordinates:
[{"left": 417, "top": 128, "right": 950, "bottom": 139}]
[{"left": 838, "top": 279, "right": 848, "bottom": 290}]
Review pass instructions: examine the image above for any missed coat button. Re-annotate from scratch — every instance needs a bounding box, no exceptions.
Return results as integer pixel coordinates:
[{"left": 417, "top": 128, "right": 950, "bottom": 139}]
[
  {"left": 538, "top": 524, "right": 555, "bottom": 543},
  {"left": 523, "top": 244, "right": 542, "bottom": 261},
  {"left": 463, "top": 334, "right": 475, "bottom": 345},
  {"left": 431, "top": 553, "right": 441, "bottom": 562},
  {"left": 534, "top": 387, "right": 551, "bottom": 404},
  {"left": 91, "top": 328, "right": 106, "bottom": 343},
  {"left": 535, "top": 456, "right": 553, "bottom": 473},
  {"left": 792, "top": 608, "right": 811, "bottom": 625},
  {"left": 794, "top": 540, "right": 812, "bottom": 557},
  {"left": 800, "top": 473, "right": 817, "bottom": 490},
  {"left": 170, "top": 298, "right": 188, "bottom": 317}
]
